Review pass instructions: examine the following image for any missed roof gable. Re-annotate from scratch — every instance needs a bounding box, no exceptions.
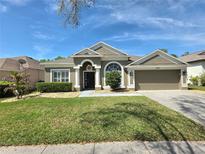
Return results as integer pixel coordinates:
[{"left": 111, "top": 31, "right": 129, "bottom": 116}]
[
  {"left": 141, "top": 55, "right": 176, "bottom": 65},
  {"left": 72, "top": 48, "right": 102, "bottom": 57},
  {"left": 128, "top": 50, "right": 187, "bottom": 66},
  {"left": 90, "top": 42, "right": 128, "bottom": 57}
]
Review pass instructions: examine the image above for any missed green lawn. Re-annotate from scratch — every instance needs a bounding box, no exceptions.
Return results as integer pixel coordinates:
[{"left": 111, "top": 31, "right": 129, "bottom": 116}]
[
  {"left": 0, "top": 96, "right": 205, "bottom": 146},
  {"left": 189, "top": 85, "right": 205, "bottom": 91}
]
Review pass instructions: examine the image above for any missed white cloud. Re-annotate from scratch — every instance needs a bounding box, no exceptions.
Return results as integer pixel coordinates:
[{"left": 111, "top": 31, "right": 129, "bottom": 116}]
[
  {"left": 106, "top": 32, "right": 205, "bottom": 45},
  {"left": 3, "top": 0, "right": 32, "bottom": 6},
  {"left": 0, "top": 3, "right": 7, "bottom": 13},
  {"left": 43, "top": 0, "right": 58, "bottom": 13},
  {"left": 33, "top": 45, "right": 53, "bottom": 59},
  {"left": 89, "top": 0, "right": 203, "bottom": 29},
  {"left": 32, "top": 31, "right": 54, "bottom": 40}
]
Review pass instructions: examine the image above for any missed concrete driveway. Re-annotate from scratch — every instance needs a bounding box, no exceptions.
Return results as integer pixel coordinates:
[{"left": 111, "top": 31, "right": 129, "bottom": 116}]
[{"left": 138, "top": 90, "right": 205, "bottom": 126}]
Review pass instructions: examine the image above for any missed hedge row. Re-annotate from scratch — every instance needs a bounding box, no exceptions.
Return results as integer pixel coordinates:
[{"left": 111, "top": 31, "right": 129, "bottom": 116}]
[
  {"left": 0, "top": 81, "right": 14, "bottom": 98},
  {"left": 36, "top": 82, "right": 72, "bottom": 93}
]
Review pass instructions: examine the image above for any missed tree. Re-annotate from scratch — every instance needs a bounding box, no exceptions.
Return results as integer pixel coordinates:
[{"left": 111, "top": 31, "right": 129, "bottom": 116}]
[
  {"left": 200, "top": 73, "right": 205, "bottom": 86},
  {"left": 40, "top": 59, "right": 50, "bottom": 63},
  {"left": 159, "top": 49, "right": 178, "bottom": 57},
  {"left": 181, "top": 51, "right": 190, "bottom": 56},
  {"left": 58, "top": 0, "right": 95, "bottom": 27},
  {"left": 106, "top": 71, "right": 121, "bottom": 90},
  {"left": 54, "top": 56, "right": 66, "bottom": 60},
  {"left": 159, "top": 49, "right": 168, "bottom": 53},
  {"left": 171, "top": 54, "right": 178, "bottom": 58},
  {"left": 7, "top": 72, "right": 30, "bottom": 99}
]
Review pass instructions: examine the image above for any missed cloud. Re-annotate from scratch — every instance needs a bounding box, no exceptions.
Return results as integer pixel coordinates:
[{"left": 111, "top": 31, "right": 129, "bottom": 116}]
[
  {"left": 43, "top": 0, "right": 58, "bottom": 13},
  {"left": 32, "top": 31, "right": 54, "bottom": 40},
  {"left": 0, "top": 3, "right": 7, "bottom": 13},
  {"left": 87, "top": 0, "right": 203, "bottom": 29},
  {"left": 33, "top": 45, "right": 53, "bottom": 59},
  {"left": 2, "top": 0, "right": 32, "bottom": 6},
  {"left": 106, "top": 32, "right": 205, "bottom": 45}
]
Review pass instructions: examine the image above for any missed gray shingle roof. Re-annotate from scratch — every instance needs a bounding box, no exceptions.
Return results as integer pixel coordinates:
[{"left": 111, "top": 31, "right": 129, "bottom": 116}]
[
  {"left": 180, "top": 51, "right": 205, "bottom": 63},
  {"left": 129, "top": 56, "right": 141, "bottom": 61},
  {"left": 0, "top": 56, "right": 43, "bottom": 71}
]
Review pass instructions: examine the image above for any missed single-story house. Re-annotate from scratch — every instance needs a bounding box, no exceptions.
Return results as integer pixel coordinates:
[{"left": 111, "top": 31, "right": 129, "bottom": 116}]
[
  {"left": 42, "top": 42, "right": 188, "bottom": 91},
  {"left": 180, "top": 51, "right": 205, "bottom": 83},
  {"left": 0, "top": 56, "right": 44, "bottom": 86}
]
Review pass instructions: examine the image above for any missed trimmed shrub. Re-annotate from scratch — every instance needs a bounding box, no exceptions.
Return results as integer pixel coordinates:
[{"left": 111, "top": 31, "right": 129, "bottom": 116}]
[
  {"left": 200, "top": 73, "right": 205, "bottom": 86},
  {"left": 106, "top": 71, "right": 121, "bottom": 90},
  {"left": 0, "top": 81, "right": 14, "bottom": 98},
  {"left": 189, "top": 76, "right": 199, "bottom": 86},
  {"left": 36, "top": 82, "right": 72, "bottom": 93}
]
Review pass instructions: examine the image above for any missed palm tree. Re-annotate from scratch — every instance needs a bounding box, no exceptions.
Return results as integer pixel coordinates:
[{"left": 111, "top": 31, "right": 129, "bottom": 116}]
[
  {"left": 9, "top": 72, "right": 29, "bottom": 99},
  {"left": 58, "top": 0, "right": 95, "bottom": 27}
]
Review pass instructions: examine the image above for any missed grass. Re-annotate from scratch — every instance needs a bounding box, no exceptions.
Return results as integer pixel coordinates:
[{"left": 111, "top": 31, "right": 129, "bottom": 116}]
[
  {"left": 188, "top": 85, "right": 205, "bottom": 91},
  {"left": 0, "top": 96, "right": 204, "bottom": 146}
]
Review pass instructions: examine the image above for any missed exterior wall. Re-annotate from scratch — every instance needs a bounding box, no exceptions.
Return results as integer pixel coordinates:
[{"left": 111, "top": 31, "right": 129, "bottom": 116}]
[
  {"left": 0, "top": 69, "right": 44, "bottom": 87},
  {"left": 187, "top": 61, "right": 205, "bottom": 83},
  {"left": 43, "top": 52, "right": 187, "bottom": 91},
  {"left": 73, "top": 57, "right": 131, "bottom": 90},
  {"left": 44, "top": 67, "right": 75, "bottom": 90},
  {"left": 25, "top": 69, "right": 44, "bottom": 86},
  {"left": 0, "top": 71, "right": 10, "bottom": 80},
  {"left": 73, "top": 57, "right": 101, "bottom": 66}
]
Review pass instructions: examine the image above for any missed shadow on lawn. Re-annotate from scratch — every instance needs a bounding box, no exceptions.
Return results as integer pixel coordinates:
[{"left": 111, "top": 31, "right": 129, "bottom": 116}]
[{"left": 80, "top": 102, "right": 205, "bottom": 154}]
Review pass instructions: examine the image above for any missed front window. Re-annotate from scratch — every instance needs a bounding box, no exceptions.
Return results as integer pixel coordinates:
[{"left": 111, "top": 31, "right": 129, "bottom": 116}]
[
  {"left": 52, "top": 70, "right": 69, "bottom": 82},
  {"left": 105, "top": 62, "right": 122, "bottom": 86},
  {"left": 106, "top": 63, "right": 121, "bottom": 72}
]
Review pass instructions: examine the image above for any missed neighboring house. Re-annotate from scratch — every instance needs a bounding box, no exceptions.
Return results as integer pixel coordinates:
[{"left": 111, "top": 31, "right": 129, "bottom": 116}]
[
  {"left": 0, "top": 56, "right": 44, "bottom": 86},
  {"left": 42, "top": 42, "right": 188, "bottom": 91},
  {"left": 180, "top": 51, "right": 205, "bottom": 83}
]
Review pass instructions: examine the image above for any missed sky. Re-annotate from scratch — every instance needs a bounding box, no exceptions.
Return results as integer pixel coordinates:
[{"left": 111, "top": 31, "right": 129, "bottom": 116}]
[{"left": 0, "top": 0, "right": 205, "bottom": 60}]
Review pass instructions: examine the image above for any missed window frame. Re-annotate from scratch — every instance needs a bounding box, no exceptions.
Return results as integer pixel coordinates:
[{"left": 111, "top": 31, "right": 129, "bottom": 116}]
[
  {"left": 103, "top": 61, "right": 124, "bottom": 88},
  {"left": 105, "top": 63, "right": 122, "bottom": 72},
  {"left": 128, "top": 70, "right": 135, "bottom": 88},
  {"left": 50, "top": 69, "right": 70, "bottom": 83}
]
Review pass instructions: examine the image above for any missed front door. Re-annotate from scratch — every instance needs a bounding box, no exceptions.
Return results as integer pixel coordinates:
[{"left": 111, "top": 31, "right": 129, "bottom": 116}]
[{"left": 84, "top": 72, "right": 95, "bottom": 90}]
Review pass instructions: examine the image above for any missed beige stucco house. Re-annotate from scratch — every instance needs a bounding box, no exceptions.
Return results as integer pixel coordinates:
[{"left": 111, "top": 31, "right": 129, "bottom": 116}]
[
  {"left": 180, "top": 51, "right": 205, "bottom": 84},
  {"left": 0, "top": 56, "right": 44, "bottom": 86},
  {"left": 42, "top": 42, "right": 188, "bottom": 91}
]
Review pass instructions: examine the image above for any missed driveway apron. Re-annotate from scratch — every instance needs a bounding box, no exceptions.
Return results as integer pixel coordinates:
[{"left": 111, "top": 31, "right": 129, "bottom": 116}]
[{"left": 139, "top": 90, "right": 205, "bottom": 126}]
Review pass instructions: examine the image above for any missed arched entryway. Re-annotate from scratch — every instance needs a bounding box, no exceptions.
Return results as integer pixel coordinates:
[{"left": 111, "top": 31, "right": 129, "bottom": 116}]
[
  {"left": 73, "top": 59, "right": 101, "bottom": 91},
  {"left": 82, "top": 61, "right": 95, "bottom": 90}
]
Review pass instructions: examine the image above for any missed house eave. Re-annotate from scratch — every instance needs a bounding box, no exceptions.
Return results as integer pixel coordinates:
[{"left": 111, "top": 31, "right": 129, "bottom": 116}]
[
  {"left": 125, "top": 65, "right": 187, "bottom": 70},
  {"left": 71, "top": 55, "right": 102, "bottom": 58}
]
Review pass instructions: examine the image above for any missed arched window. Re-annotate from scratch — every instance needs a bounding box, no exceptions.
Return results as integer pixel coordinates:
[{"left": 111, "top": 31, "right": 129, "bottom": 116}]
[
  {"left": 105, "top": 63, "right": 121, "bottom": 72},
  {"left": 104, "top": 62, "right": 124, "bottom": 87}
]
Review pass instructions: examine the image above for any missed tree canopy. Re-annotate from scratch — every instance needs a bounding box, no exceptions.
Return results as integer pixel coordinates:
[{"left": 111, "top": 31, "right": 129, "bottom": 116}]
[
  {"left": 40, "top": 56, "right": 66, "bottom": 62},
  {"left": 181, "top": 51, "right": 190, "bottom": 56}
]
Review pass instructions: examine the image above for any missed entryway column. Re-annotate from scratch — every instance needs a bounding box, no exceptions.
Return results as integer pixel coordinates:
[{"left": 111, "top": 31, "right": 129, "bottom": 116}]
[
  {"left": 74, "top": 68, "right": 80, "bottom": 89},
  {"left": 95, "top": 68, "right": 101, "bottom": 89}
]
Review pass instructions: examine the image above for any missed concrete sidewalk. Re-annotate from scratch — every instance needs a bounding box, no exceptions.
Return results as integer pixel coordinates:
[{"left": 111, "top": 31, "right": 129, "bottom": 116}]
[
  {"left": 79, "top": 90, "right": 142, "bottom": 97},
  {"left": 0, "top": 141, "right": 204, "bottom": 154}
]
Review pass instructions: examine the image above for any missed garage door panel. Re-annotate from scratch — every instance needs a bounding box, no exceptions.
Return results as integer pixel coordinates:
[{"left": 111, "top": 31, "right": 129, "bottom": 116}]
[{"left": 135, "top": 70, "right": 180, "bottom": 90}]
